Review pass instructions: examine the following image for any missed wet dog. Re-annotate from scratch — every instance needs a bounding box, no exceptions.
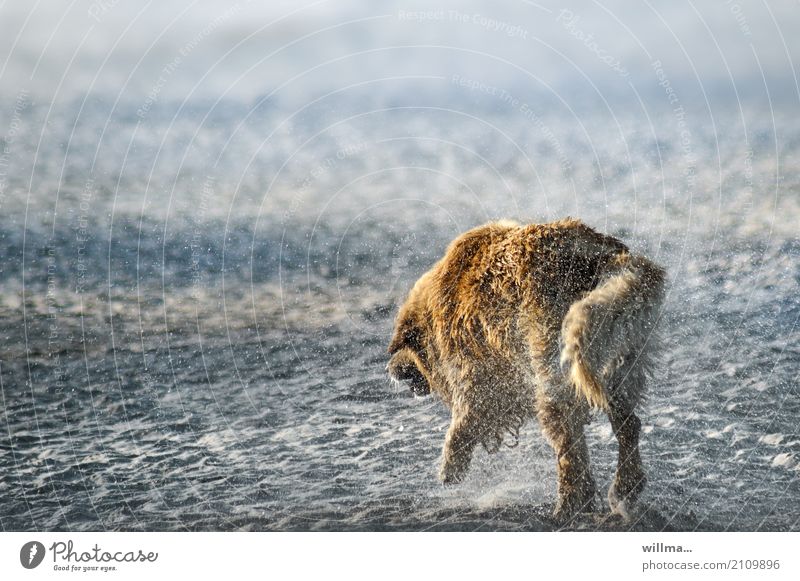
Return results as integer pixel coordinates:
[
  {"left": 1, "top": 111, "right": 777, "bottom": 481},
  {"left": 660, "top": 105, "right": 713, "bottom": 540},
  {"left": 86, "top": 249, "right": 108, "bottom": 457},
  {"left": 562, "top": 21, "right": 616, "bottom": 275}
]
[{"left": 387, "top": 219, "right": 665, "bottom": 520}]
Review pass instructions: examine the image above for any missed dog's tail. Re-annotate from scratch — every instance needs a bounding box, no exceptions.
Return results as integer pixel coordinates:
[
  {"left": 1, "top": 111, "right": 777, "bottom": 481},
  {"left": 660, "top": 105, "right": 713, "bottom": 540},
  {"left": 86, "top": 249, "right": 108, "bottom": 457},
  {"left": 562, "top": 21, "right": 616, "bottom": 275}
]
[{"left": 560, "top": 253, "right": 665, "bottom": 411}]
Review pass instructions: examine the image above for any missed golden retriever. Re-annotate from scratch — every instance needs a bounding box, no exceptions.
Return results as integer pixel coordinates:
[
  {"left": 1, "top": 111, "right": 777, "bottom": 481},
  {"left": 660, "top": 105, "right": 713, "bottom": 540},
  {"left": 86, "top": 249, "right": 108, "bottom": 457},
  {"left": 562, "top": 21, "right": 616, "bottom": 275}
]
[{"left": 387, "top": 219, "right": 665, "bottom": 520}]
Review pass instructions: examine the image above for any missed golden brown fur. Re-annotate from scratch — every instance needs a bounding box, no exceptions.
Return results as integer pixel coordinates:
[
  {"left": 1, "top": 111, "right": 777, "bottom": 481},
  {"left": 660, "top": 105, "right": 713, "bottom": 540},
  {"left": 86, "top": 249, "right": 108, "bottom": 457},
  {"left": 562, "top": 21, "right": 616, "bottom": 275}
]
[{"left": 387, "top": 218, "right": 665, "bottom": 520}]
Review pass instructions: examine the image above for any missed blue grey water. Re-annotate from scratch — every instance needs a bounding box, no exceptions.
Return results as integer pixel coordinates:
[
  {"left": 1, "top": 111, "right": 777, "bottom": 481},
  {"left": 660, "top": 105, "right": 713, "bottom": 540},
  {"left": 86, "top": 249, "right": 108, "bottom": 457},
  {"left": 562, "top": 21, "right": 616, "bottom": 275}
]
[{"left": 0, "top": 1, "right": 799, "bottom": 531}]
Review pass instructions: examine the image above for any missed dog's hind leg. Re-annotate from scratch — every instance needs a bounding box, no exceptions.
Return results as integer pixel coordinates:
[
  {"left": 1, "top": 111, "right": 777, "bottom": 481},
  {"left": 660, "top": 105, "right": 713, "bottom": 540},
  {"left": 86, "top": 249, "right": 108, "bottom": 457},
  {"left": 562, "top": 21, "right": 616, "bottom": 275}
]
[
  {"left": 605, "top": 356, "right": 648, "bottom": 518},
  {"left": 607, "top": 399, "right": 646, "bottom": 518},
  {"left": 538, "top": 393, "right": 596, "bottom": 520}
]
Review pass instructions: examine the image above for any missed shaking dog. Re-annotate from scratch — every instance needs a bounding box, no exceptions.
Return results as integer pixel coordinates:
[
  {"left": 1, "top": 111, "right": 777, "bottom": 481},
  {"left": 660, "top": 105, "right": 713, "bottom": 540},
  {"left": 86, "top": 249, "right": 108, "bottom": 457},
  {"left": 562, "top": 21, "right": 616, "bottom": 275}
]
[{"left": 387, "top": 219, "right": 665, "bottom": 520}]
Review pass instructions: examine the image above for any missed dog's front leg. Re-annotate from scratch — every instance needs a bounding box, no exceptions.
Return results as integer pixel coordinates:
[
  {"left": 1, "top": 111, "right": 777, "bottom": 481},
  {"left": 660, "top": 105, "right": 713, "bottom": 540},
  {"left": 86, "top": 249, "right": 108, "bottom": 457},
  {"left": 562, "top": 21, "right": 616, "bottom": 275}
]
[{"left": 439, "top": 411, "right": 479, "bottom": 485}]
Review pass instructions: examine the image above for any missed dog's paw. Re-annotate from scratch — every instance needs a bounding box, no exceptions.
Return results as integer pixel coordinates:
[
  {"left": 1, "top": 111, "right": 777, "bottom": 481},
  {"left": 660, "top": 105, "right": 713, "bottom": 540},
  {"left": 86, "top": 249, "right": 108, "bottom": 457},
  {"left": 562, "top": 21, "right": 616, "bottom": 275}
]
[
  {"left": 608, "top": 479, "right": 644, "bottom": 521},
  {"left": 553, "top": 493, "right": 595, "bottom": 522},
  {"left": 438, "top": 459, "right": 468, "bottom": 485},
  {"left": 552, "top": 500, "right": 575, "bottom": 522},
  {"left": 608, "top": 485, "right": 632, "bottom": 520}
]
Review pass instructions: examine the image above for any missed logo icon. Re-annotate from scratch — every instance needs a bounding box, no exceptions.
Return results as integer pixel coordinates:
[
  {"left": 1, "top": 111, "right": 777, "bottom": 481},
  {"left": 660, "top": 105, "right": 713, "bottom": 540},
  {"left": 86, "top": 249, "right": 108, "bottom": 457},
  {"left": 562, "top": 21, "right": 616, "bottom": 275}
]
[{"left": 20, "top": 541, "right": 46, "bottom": 569}]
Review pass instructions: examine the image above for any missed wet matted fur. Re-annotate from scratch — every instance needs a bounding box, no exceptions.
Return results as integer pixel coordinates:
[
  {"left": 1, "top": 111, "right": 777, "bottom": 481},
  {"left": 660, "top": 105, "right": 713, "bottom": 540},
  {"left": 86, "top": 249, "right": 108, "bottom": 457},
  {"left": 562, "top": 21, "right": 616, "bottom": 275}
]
[{"left": 387, "top": 218, "right": 665, "bottom": 520}]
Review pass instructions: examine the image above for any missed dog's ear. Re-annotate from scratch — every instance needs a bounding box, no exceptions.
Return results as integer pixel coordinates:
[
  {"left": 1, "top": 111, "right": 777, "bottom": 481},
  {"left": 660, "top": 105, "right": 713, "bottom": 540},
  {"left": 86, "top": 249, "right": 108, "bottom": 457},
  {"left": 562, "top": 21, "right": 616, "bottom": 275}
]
[{"left": 388, "top": 317, "right": 422, "bottom": 354}]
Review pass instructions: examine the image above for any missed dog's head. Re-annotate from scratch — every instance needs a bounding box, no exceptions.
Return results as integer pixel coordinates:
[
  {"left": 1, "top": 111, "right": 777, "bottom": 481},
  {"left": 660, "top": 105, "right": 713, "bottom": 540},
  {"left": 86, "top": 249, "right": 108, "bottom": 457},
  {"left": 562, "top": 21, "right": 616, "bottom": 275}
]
[{"left": 387, "top": 293, "right": 432, "bottom": 397}]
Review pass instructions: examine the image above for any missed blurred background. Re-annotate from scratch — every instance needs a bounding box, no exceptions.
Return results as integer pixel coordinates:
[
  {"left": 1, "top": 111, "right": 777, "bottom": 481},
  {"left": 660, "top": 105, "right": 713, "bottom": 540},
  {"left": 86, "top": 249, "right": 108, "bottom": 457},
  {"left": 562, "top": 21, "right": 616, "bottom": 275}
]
[{"left": 0, "top": 0, "right": 798, "bottom": 531}]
